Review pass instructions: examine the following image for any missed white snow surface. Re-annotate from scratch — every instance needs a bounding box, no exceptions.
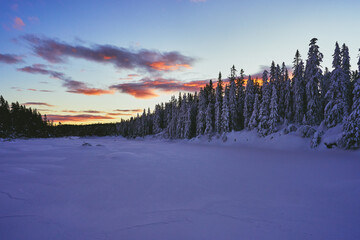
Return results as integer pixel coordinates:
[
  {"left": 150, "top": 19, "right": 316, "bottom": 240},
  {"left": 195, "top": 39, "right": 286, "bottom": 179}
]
[{"left": 0, "top": 135, "right": 360, "bottom": 240}]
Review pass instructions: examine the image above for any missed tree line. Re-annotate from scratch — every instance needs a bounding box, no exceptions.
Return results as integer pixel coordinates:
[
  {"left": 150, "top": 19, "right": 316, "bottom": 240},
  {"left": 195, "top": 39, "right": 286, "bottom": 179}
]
[
  {"left": 1, "top": 38, "right": 359, "bottom": 149},
  {"left": 0, "top": 97, "right": 50, "bottom": 138},
  {"left": 117, "top": 38, "right": 360, "bottom": 149}
]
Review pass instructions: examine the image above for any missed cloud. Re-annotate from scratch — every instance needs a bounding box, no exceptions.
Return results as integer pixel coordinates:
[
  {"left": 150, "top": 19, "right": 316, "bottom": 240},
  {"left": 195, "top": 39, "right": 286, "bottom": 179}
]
[
  {"left": 113, "top": 109, "right": 143, "bottom": 113},
  {"left": 110, "top": 77, "right": 209, "bottom": 99},
  {"left": 0, "top": 53, "right": 23, "bottom": 64},
  {"left": 22, "top": 34, "right": 195, "bottom": 72},
  {"left": 13, "top": 17, "right": 25, "bottom": 30},
  {"left": 23, "top": 102, "right": 54, "bottom": 107},
  {"left": 17, "top": 64, "right": 113, "bottom": 96},
  {"left": 46, "top": 114, "right": 115, "bottom": 123},
  {"left": 190, "top": 0, "right": 207, "bottom": 2},
  {"left": 106, "top": 113, "right": 133, "bottom": 116}
]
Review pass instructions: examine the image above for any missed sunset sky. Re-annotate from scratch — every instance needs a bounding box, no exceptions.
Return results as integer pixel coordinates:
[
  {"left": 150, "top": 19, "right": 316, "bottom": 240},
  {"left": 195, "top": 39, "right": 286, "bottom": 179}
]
[{"left": 1, "top": 0, "right": 359, "bottom": 124}]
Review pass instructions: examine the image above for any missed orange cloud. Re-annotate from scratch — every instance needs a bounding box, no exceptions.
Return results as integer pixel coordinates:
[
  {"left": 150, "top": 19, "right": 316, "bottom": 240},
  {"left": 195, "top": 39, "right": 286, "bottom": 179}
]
[
  {"left": 149, "top": 61, "right": 192, "bottom": 71},
  {"left": 103, "top": 56, "right": 116, "bottom": 60},
  {"left": 110, "top": 77, "right": 210, "bottom": 99},
  {"left": 13, "top": 17, "right": 25, "bottom": 30},
  {"left": 67, "top": 88, "right": 115, "bottom": 96}
]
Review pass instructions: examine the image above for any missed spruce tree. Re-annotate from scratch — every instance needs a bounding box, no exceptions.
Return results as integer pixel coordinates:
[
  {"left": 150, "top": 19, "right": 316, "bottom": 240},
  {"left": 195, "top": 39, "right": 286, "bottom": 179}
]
[
  {"left": 305, "top": 38, "right": 323, "bottom": 125},
  {"left": 229, "top": 65, "right": 238, "bottom": 131},
  {"left": 221, "top": 85, "right": 230, "bottom": 133},
  {"left": 248, "top": 93, "right": 260, "bottom": 130},
  {"left": 258, "top": 70, "right": 271, "bottom": 136},
  {"left": 339, "top": 50, "right": 360, "bottom": 149},
  {"left": 269, "top": 84, "right": 279, "bottom": 133},
  {"left": 236, "top": 69, "right": 245, "bottom": 129},
  {"left": 293, "top": 50, "right": 306, "bottom": 124},
  {"left": 244, "top": 75, "right": 255, "bottom": 129},
  {"left": 214, "top": 72, "right": 223, "bottom": 133},
  {"left": 196, "top": 88, "right": 207, "bottom": 135},
  {"left": 324, "top": 42, "right": 347, "bottom": 128}
]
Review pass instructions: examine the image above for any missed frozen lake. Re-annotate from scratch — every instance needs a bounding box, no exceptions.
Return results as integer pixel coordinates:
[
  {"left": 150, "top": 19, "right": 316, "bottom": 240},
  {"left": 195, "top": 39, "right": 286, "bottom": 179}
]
[{"left": 0, "top": 137, "right": 359, "bottom": 240}]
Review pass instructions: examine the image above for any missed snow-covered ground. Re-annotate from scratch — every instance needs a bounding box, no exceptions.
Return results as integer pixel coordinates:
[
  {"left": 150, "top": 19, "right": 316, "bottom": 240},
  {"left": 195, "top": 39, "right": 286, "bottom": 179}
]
[{"left": 0, "top": 136, "right": 360, "bottom": 240}]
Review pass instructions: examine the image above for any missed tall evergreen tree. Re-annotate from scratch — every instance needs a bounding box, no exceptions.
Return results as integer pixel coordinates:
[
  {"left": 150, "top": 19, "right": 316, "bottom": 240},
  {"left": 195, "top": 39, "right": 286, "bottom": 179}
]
[
  {"left": 214, "top": 72, "right": 223, "bottom": 133},
  {"left": 248, "top": 93, "right": 260, "bottom": 130},
  {"left": 258, "top": 70, "right": 271, "bottom": 136},
  {"left": 196, "top": 88, "right": 207, "bottom": 135},
  {"left": 229, "top": 66, "right": 238, "bottom": 131},
  {"left": 244, "top": 75, "right": 255, "bottom": 129},
  {"left": 292, "top": 50, "right": 306, "bottom": 124},
  {"left": 236, "top": 68, "right": 245, "bottom": 129},
  {"left": 339, "top": 49, "right": 360, "bottom": 149},
  {"left": 221, "top": 85, "right": 230, "bottom": 133},
  {"left": 324, "top": 42, "right": 348, "bottom": 128},
  {"left": 305, "top": 38, "right": 323, "bottom": 125},
  {"left": 269, "top": 84, "right": 279, "bottom": 133},
  {"left": 341, "top": 43, "right": 351, "bottom": 113}
]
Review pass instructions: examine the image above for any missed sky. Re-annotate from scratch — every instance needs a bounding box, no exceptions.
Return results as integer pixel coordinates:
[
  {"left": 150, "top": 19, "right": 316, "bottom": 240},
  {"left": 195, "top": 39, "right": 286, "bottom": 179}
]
[{"left": 1, "top": 0, "right": 359, "bottom": 124}]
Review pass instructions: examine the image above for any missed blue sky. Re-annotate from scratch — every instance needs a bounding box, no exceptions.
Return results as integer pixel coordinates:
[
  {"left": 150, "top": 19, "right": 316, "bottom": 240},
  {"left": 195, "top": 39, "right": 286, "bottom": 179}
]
[{"left": 0, "top": 0, "right": 359, "bottom": 123}]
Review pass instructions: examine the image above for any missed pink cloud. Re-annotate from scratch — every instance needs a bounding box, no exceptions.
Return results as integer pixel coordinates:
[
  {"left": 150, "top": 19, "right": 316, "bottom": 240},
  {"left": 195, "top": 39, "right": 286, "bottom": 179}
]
[{"left": 13, "top": 17, "right": 25, "bottom": 30}]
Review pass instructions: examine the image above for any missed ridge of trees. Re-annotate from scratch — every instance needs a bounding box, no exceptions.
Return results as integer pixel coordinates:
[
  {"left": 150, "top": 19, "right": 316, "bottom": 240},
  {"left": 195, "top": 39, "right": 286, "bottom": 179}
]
[{"left": 117, "top": 39, "right": 360, "bottom": 149}]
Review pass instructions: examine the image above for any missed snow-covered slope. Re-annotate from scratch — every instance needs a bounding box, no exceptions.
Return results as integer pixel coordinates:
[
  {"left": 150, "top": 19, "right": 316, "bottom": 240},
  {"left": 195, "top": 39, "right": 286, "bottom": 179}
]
[{"left": 0, "top": 137, "right": 359, "bottom": 240}]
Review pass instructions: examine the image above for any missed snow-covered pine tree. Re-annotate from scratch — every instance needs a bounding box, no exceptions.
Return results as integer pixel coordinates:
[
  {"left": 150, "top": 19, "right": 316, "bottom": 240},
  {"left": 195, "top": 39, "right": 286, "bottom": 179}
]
[
  {"left": 279, "top": 63, "right": 287, "bottom": 119},
  {"left": 147, "top": 107, "right": 153, "bottom": 135},
  {"left": 214, "top": 72, "right": 223, "bottom": 133},
  {"left": 221, "top": 85, "right": 230, "bottom": 133},
  {"left": 284, "top": 76, "right": 293, "bottom": 122},
  {"left": 153, "top": 104, "right": 162, "bottom": 134},
  {"left": 338, "top": 49, "right": 360, "bottom": 149},
  {"left": 270, "top": 61, "right": 276, "bottom": 85},
  {"left": 229, "top": 65, "right": 238, "bottom": 131},
  {"left": 244, "top": 75, "right": 255, "bottom": 129},
  {"left": 205, "top": 101, "right": 214, "bottom": 135},
  {"left": 258, "top": 70, "right": 271, "bottom": 136},
  {"left": 248, "top": 93, "right": 260, "bottom": 130},
  {"left": 305, "top": 38, "right": 323, "bottom": 125},
  {"left": 339, "top": 78, "right": 360, "bottom": 149},
  {"left": 236, "top": 69, "right": 245, "bottom": 129},
  {"left": 269, "top": 84, "right": 279, "bottom": 134},
  {"left": 324, "top": 42, "right": 348, "bottom": 128},
  {"left": 293, "top": 50, "right": 306, "bottom": 124},
  {"left": 177, "top": 93, "right": 187, "bottom": 138},
  {"left": 341, "top": 43, "right": 351, "bottom": 114},
  {"left": 196, "top": 88, "right": 207, "bottom": 136}
]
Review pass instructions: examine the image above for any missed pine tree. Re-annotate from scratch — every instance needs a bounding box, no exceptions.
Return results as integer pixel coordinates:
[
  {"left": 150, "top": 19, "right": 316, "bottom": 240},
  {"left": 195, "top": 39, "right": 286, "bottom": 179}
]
[
  {"left": 205, "top": 102, "right": 214, "bottom": 135},
  {"left": 236, "top": 69, "right": 245, "bottom": 129},
  {"left": 339, "top": 50, "right": 360, "bottom": 149},
  {"left": 153, "top": 104, "right": 162, "bottom": 134},
  {"left": 279, "top": 63, "right": 287, "bottom": 119},
  {"left": 269, "top": 84, "right": 279, "bottom": 133},
  {"left": 221, "top": 85, "right": 230, "bottom": 133},
  {"left": 341, "top": 43, "right": 351, "bottom": 113},
  {"left": 305, "top": 38, "right": 323, "bottom": 125},
  {"left": 196, "top": 88, "right": 207, "bottom": 135},
  {"left": 284, "top": 77, "right": 293, "bottom": 122},
  {"left": 244, "top": 75, "right": 255, "bottom": 129},
  {"left": 248, "top": 93, "right": 260, "bottom": 130},
  {"left": 293, "top": 50, "right": 306, "bottom": 124},
  {"left": 214, "top": 72, "right": 223, "bottom": 133},
  {"left": 229, "top": 65, "right": 238, "bottom": 131},
  {"left": 258, "top": 70, "right": 271, "bottom": 136},
  {"left": 324, "top": 42, "right": 348, "bottom": 128}
]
